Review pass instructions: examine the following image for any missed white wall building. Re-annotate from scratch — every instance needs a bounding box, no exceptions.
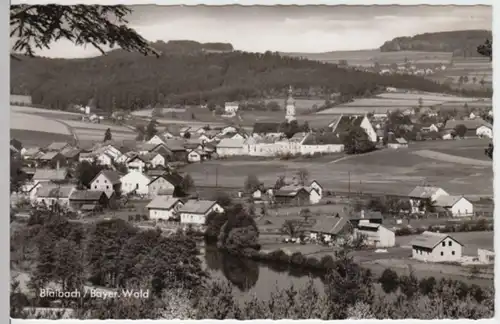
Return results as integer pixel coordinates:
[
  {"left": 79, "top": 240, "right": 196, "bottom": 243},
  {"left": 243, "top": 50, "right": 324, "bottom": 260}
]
[
  {"left": 411, "top": 231, "right": 463, "bottom": 263},
  {"left": 408, "top": 186, "right": 449, "bottom": 214},
  {"left": 224, "top": 102, "right": 239, "bottom": 114},
  {"left": 476, "top": 125, "right": 493, "bottom": 139},
  {"left": 435, "top": 195, "right": 474, "bottom": 217},
  {"left": 120, "top": 170, "right": 151, "bottom": 196},
  {"left": 179, "top": 200, "right": 224, "bottom": 225},
  {"left": 146, "top": 196, "right": 183, "bottom": 221},
  {"left": 354, "top": 223, "right": 395, "bottom": 248},
  {"left": 216, "top": 138, "right": 247, "bottom": 157}
]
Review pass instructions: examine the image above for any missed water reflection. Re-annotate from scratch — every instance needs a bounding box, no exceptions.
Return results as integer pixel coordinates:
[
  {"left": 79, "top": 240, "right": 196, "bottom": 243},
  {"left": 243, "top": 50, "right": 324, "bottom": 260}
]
[{"left": 205, "top": 247, "right": 259, "bottom": 291}]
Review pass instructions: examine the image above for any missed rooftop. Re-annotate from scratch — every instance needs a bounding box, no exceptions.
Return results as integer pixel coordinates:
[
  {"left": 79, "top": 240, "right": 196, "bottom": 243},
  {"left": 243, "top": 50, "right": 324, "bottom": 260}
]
[
  {"left": 310, "top": 216, "right": 350, "bottom": 235},
  {"left": 178, "top": 199, "right": 218, "bottom": 214},
  {"left": 146, "top": 196, "right": 182, "bottom": 210},
  {"left": 33, "top": 168, "right": 69, "bottom": 181},
  {"left": 409, "top": 231, "right": 463, "bottom": 249},
  {"left": 69, "top": 190, "right": 106, "bottom": 201},
  {"left": 408, "top": 186, "right": 447, "bottom": 199}
]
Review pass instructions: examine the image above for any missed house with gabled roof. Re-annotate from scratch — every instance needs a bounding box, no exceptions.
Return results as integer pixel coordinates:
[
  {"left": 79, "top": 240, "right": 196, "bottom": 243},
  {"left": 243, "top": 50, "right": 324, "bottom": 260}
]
[
  {"left": 354, "top": 223, "right": 395, "bottom": 248},
  {"left": 387, "top": 136, "right": 408, "bottom": 149},
  {"left": 89, "top": 170, "right": 122, "bottom": 198},
  {"left": 60, "top": 146, "right": 81, "bottom": 163},
  {"left": 434, "top": 195, "right": 473, "bottom": 217},
  {"left": 178, "top": 199, "right": 224, "bottom": 225},
  {"left": 22, "top": 147, "right": 44, "bottom": 161},
  {"left": 147, "top": 172, "right": 184, "bottom": 197},
  {"left": 37, "top": 151, "right": 67, "bottom": 168},
  {"left": 252, "top": 122, "right": 283, "bottom": 137},
  {"left": 273, "top": 187, "right": 311, "bottom": 206},
  {"left": 216, "top": 138, "right": 246, "bottom": 157},
  {"left": 308, "top": 215, "right": 353, "bottom": 243},
  {"left": 69, "top": 190, "right": 109, "bottom": 211},
  {"left": 146, "top": 196, "right": 184, "bottom": 220},
  {"left": 410, "top": 231, "right": 463, "bottom": 262},
  {"left": 300, "top": 132, "right": 344, "bottom": 155},
  {"left": 408, "top": 185, "right": 449, "bottom": 213},
  {"left": 444, "top": 118, "right": 492, "bottom": 138},
  {"left": 33, "top": 168, "right": 71, "bottom": 184},
  {"left": 35, "top": 184, "right": 76, "bottom": 208},
  {"left": 120, "top": 170, "right": 151, "bottom": 196},
  {"left": 328, "top": 114, "right": 377, "bottom": 142}
]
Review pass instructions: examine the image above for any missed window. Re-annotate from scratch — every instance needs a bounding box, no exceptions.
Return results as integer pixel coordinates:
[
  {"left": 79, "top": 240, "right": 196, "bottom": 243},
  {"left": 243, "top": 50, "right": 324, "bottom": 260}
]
[
  {"left": 104, "top": 180, "right": 107, "bottom": 183},
  {"left": 440, "top": 252, "right": 444, "bottom": 256},
  {"left": 96, "top": 180, "right": 99, "bottom": 183},
  {"left": 106, "top": 185, "right": 109, "bottom": 189},
  {"left": 442, "top": 242, "right": 445, "bottom": 247},
  {"left": 94, "top": 185, "right": 97, "bottom": 189},
  {"left": 452, "top": 251, "right": 455, "bottom": 255},
  {"left": 448, "top": 241, "right": 452, "bottom": 246}
]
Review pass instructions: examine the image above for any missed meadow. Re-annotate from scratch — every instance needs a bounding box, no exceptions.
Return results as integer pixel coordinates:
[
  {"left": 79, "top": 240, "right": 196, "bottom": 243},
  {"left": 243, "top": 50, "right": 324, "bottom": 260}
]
[
  {"left": 183, "top": 138, "right": 492, "bottom": 197},
  {"left": 11, "top": 112, "right": 71, "bottom": 135},
  {"left": 283, "top": 49, "right": 453, "bottom": 66}
]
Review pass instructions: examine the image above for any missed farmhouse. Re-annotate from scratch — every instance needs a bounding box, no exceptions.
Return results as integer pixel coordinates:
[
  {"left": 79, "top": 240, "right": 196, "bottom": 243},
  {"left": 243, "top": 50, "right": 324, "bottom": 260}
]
[
  {"left": 60, "top": 147, "right": 81, "bottom": 163},
  {"left": 89, "top": 170, "right": 122, "bottom": 198},
  {"left": 300, "top": 132, "right": 344, "bottom": 154},
  {"left": 69, "top": 190, "right": 109, "bottom": 211},
  {"left": 37, "top": 152, "right": 66, "bottom": 168},
  {"left": 348, "top": 210, "right": 384, "bottom": 228},
  {"left": 95, "top": 152, "right": 114, "bottom": 166},
  {"left": 187, "top": 149, "right": 208, "bottom": 163},
  {"left": 408, "top": 185, "right": 449, "bottom": 214},
  {"left": 146, "top": 196, "right": 184, "bottom": 221},
  {"left": 147, "top": 173, "right": 184, "bottom": 197},
  {"left": 410, "top": 231, "right": 463, "bottom": 263},
  {"left": 115, "top": 151, "right": 136, "bottom": 164},
  {"left": 309, "top": 216, "right": 352, "bottom": 243},
  {"left": 477, "top": 249, "right": 494, "bottom": 264},
  {"left": 33, "top": 168, "right": 71, "bottom": 185},
  {"left": 279, "top": 185, "right": 321, "bottom": 204},
  {"left": 224, "top": 102, "right": 239, "bottom": 114},
  {"left": 329, "top": 114, "right": 377, "bottom": 143},
  {"left": 216, "top": 138, "right": 246, "bottom": 157},
  {"left": 120, "top": 170, "right": 151, "bottom": 196},
  {"left": 164, "top": 140, "right": 187, "bottom": 161},
  {"left": 310, "top": 180, "right": 324, "bottom": 198},
  {"left": 178, "top": 199, "right": 224, "bottom": 225},
  {"left": 354, "top": 223, "right": 395, "bottom": 248},
  {"left": 35, "top": 184, "right": 76, "bottom": 208},
  {"left": 23, "top": 147, "right": 43, "bottom": 161},
  {"left": 434, "top": 195, "right": 473, "bottom": 217},
  {"left": 147, "top": 134, "right": 170, "bottom": 146},
  {"left": 274, "top": 187, "right": 311, "bottom": 206}
]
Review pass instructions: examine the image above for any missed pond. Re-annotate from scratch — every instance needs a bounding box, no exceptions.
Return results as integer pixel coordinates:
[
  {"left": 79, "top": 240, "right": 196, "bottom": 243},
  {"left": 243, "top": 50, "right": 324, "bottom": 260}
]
[{"left": 201, "top": 246, "right": 326, "bottom": 302}]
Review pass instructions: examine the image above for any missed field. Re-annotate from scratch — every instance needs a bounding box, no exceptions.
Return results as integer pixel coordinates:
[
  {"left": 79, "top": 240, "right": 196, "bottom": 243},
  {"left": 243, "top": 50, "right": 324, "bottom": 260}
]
[
  {"left": 182, "top": 138, "right": 493, "bottom": 197},
  {"left": 283, "top": 49, "right": 453, "bottom": 66},
  {"left": 9, "top": 129, "right": 74, "bottom": 148},
  {"left": 264, "top": 98, "right": 325, "bottom": 112},
  {"left": 317, "top": 91, "right": 489, "bottom": 115}
]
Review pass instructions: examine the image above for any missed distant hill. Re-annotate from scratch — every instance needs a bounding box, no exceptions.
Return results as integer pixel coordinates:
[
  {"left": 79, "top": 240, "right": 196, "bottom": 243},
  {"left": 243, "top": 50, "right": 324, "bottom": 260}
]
[
  {"left": 10, "top": 45, "right": 486, "bottom": 112},
  {"left": 379, "top": 30, "right": 492, "bottom": 57}
]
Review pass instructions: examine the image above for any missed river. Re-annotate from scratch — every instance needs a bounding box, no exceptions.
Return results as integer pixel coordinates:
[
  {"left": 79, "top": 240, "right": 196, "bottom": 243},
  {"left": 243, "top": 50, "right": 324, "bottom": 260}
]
[{"left": 201, "top": 246, "right": 326, "bottom": 302}]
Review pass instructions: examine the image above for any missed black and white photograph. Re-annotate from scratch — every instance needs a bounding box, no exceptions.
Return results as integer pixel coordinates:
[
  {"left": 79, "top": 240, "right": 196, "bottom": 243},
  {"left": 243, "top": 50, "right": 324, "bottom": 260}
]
[{"left": 9, "top": 2, "right": 494, "bottom": 320}]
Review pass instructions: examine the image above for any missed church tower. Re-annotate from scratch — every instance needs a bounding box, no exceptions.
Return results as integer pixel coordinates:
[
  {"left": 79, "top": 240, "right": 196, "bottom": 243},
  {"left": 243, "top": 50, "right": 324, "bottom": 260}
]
[{"left": 285, "top": 85, "right": 296, "bottom": 122}]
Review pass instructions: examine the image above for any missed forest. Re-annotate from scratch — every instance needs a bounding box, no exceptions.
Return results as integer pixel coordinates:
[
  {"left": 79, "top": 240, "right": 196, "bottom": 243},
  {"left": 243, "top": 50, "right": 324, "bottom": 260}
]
[
  {"left": 10, "top": 42, "right": 489, "bottom": 112},
  {"left": 379, "top": 30, "right": 492, "bottom": 57}
]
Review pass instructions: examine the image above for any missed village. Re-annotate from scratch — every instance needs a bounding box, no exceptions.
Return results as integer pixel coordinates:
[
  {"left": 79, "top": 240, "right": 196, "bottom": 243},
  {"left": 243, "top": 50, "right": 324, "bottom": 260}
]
[{"left": 10, "top": 85, "right": 494, "bottom": 283}]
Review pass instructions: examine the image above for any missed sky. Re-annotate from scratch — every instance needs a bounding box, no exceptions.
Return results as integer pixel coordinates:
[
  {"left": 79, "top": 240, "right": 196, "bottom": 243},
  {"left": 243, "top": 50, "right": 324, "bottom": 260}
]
[{"left": 19, "top": 5, "right": 492, "bottom": 58}]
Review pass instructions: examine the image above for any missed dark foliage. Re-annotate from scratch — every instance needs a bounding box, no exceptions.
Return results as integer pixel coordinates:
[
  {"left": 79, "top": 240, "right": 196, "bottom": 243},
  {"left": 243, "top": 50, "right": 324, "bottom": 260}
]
[
  {"left": 380, "top": 29, "right": 492, "bottom": 57},
  {"left": 10, "top": 46, "right": 478, "bottom": 111},
  {"left": 75, "top": 160, "right": 107, "bottom": 188},
  {"left": 342, "top": 126, "right": 376, "bottom": 155},
  {"left": 379, "top": 268, "right": 399, "bottom": 294},
  {"left": 477, "top": 38, "right": 492, "bottom": 61},
  {"left": 485, "top": 143, "right": 493, "bottom": 160}
]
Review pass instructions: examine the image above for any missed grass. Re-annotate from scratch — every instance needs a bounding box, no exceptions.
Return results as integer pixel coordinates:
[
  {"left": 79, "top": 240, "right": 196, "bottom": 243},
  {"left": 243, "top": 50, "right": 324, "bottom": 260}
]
[
  {"left": 11, "top": 112, "right": 71, "bottom": 135},
  {"left": 183, "top": 139, "right": 492, "bottom": 197},
  {"left": 264, "top": 98, "right": 325, "bottom": 112},
  {"left": 10, "top": 129, "right": 74, "bottom": 148}
]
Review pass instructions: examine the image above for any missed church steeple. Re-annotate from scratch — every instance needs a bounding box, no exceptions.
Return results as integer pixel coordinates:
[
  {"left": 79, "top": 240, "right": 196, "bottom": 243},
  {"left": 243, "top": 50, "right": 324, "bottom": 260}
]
[{"left": 285, "top": 85, "right": 296, "bottom": 122}]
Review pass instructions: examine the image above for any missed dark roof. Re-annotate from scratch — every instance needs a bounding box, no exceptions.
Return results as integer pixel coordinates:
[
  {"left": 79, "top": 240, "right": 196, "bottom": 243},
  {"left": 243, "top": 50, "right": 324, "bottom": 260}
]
[
  {"left": 164, "top": 139, "right": 186, "bottom": 151},
  {"left": 33, "top": 168, "right": 69, "bottom": 181},
  {"left": 91, "top": 170, "right": 122, "bottom": 185},
  {"left": 274, "top": 187, "right": 309, "bottom": 197},
  {"left": 46, "top": 142, "right": 69, "bottom": 151},
  {"left": 36, "top": 185, "right": 75, "bottom": 198},
  {"left": 302, "top": 132, "right": 343, "bottom": 145},
  {"left": 39, "top": 151, "right": 62, "bottom": 161},
  {"left": 148, "top": 173, "right": 184, "bottom": 187},
  {"left": 178, "top": 199, "right": 218, "bottom": 214},
  {"left": 444, "top": 118, "right": 492, "bottom": 131},
  {"left": 310, "top": 216, "right": 350, "bottom": 234},
  {"left": 329, "top": 115, "right": 365, "bottom": 133},
  {"left": 146, "top": 169, "right": 167, "bottom": 177},
  {"left": 253, "top": 122, "right": 281, "bottom": 134},
  {"left": 146, "top": 196, "right": 182, "bottom": 210},
  {"left": 60, "top": 147, "right": 81, "bottom": 158},
  {"left": 69, "top": 190, "right": 106, "bottom": 201},
  {"left": 10, "top": 138, "right": 23, "bottom": 151}
]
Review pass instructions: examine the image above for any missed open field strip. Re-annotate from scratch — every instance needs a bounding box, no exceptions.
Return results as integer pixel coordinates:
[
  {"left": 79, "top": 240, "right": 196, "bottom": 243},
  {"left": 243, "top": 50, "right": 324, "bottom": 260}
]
[
  {"left": 131, "top": 108, "right": 187, "bottom": 117},
  {"left": 264, "top": 98, "right": 324, "bottom": 111},
  {"left": 412, "top": 150, "right": 493, "bottom": 167},
  {"left": 59, "top": 119, "right": 135, "bottom": 132},
  {"left": 316, "top": 106, "right": 412, "bottom": 115},
  {"left": 11, "top": 105, "right": 82, "bottom": 116},
  {"left": 11, "top": 112, "right": 71, "bottom": 135},
  {"left": 376, "top": 92, "right": 483, "bottom": 102}
]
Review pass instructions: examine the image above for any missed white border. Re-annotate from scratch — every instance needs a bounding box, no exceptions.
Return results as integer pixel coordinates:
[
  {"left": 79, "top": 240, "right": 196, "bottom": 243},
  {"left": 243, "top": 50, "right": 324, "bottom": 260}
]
[{"left": 7, "top": 0, "right": 498, "bottom": 323}]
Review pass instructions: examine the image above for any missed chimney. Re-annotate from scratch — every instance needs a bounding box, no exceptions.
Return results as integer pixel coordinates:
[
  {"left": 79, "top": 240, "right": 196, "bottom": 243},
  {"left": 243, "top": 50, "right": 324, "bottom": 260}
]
[
  {"left": 360, "top": 210, "right": 365, "bottom": 219},
  {"left": 56, "top": 160, "right": 60, "bottom": 170}
]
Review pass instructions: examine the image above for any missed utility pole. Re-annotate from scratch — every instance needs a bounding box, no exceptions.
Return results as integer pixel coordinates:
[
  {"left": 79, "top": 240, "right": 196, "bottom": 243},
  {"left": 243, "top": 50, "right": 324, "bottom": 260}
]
[{"left": 215, "top": 166, "right": 219, "bottom": 188}]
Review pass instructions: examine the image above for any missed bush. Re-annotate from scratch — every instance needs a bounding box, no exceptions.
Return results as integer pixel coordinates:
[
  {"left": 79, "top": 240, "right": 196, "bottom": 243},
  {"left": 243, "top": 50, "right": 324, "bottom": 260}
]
[
  {"left": 379, "top": 269, "right": 399, "bottom": 294},
  {"left": 304, "top": 256, "right": 320, "bottom": 269},
  {"left": 268, "top": 249, "right": 290, "bottom": 263},
  {"left": 419, "top": 276, "right": 436, "bottom": 295},
  {"left": 319, "top": 255, "right": 335, "bottom": 269},
  {"left": 290, "top": 252, "right": 306, "bottom": 266}
]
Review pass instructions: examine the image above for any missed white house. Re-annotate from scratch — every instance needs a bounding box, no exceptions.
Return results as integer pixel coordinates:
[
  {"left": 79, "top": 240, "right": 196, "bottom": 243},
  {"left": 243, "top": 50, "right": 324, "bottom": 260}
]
[
  {"left": 148, "top": 153, "right": 166, "bottom": 168},
  {"left": 187, "top": 150, "right": 202, "bottom": 163},
  {"left": 477, "top": 249, "right": 494, "bottom": 264},
  {"left": 146, "top": 196, "right": 183, "bottom": 221},
  {"left": 79, "top": 152, "right": 96, "bottom": 164},
  {"left": 354, "top": 223, "right": 395, "bottom": 248},
  {"left": 310, "top": 180, "right": 323, "bottom": 198},
  {"left": 300, "top": 132, "right": 344, "bottom": 155},
  {"left": 89, "top": 170, "right": 122, "bottom": 198},
  {"left": 120, "top": 170, "right": 151, "bottom": 196},
  {"left": 434, "top": 195, "right": 474, "bottom": 217},
  {"left": 96, "top": 152, "right": 114, "bottom": 166},
  {"left": 224, "top": 102, "right": 239, "bottom": 114},
  {"left": 410, "top": 231, "right": 463, "bottom": 263},
  {"left": 148, "top": 134, "right": 169, "bottom": 146},
  {"left": 408, "top": 186, "right": 449, "bottom": 213},
  {"left": 476, "top": 125, "right": 493, "bottom": 139},
  {"left": 178, "top": 199, "right": 224, "bottom": 225},
  {"left": 216, "top": 138, "right": 246, "bottom": 157},
  {"left": 329, "top": 115, "right": 378, "bottom": 143},
  {"left": 127, "top": 155, "right": 147, "bottom": 173},
  {"left": 147, "top": 173, "right": 183, "bottom": 197},
  {"left": 115, "top": 152, "right": 136, "bottom": 164},
  {"left": 279, "top": 185, "right": 322, "bottom": 205}
]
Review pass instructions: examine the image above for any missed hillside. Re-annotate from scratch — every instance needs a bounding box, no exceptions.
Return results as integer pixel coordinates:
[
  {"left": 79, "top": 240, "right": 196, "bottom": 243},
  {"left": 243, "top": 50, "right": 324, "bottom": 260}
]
[
  {"left": 10, "top": 48, "right": 485, "bottom": 112},
  {"left": 379, "top": 30, "right": 492, "bottom": 57}
]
